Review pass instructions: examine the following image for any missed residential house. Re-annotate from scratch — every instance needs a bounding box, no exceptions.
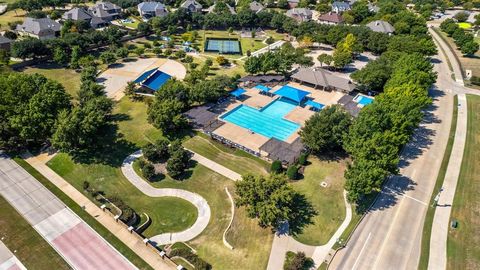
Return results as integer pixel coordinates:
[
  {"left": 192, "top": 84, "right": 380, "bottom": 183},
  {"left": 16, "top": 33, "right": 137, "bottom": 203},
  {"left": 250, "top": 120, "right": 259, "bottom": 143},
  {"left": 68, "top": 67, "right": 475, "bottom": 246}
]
[
  {"left": 285, "top": 8, "right": 312, "bottom": 22},
  {"left": 287, "top": 0, "right": 299, "bottom": 9},
  {"left": 62, "top": 7, "right": 108, "bottom": 28},
  {"left": 89, "top": 1, "right": 121, "bottom": 22},
  {"left": 180, "top": 0, "right": 202, "bottom": 13},
  {"left": 317, "top": 12, "right": 344, "bottom": 25},
  {"left": 366, "top": 20, "right": 395, "bottom": 34},
  {"left": 0, "top": 35, "right": 12, "bottom": 50},
  {"left": 291, "top": 67, "right": 356, "bottom": 93},
  {"left": 331, "top": 1, "right": 351, "bottom": 13},
  {"left": 16, "top": 17, "right": 61, "bottom": 40},
  {"left": 249, "top": 1, "right": 264, "bottom": 13},
  {"left": 206, "top": 2, "right": 236, "bottom": 14},
  {"left": 138, "top": 1, "right": 169, "bottom": 20}
]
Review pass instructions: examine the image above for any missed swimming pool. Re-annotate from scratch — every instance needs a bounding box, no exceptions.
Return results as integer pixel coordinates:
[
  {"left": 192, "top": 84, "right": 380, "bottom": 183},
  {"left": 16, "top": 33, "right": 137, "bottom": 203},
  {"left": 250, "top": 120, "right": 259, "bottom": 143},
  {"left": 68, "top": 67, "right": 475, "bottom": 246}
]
[
  {"left": 143, "top": 71, "right": 171, "bottom": 91},
  {"left": 354, "top": 95, "right": 374, "bottom": 106},
  {"left": 220, "top": 98, "right": 300, "bottom": 141}
]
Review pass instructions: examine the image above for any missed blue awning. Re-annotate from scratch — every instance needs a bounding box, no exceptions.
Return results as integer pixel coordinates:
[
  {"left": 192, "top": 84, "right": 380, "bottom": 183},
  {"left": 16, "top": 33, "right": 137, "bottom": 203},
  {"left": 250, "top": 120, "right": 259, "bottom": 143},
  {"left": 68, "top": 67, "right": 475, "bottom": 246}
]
[
  {"left": 273, "top": 85, "right": 310, "bottom": 103},
  {"left": 305, "top": 100, "right": 325, "bottom": 110},
  {"left": 134, "top": 68, "right": 157, "bottom": 83},
  {"left": 230, "top": 88, "right": 246, "bottom": 98},
  {"left": 254, "top": 84, "right": 271, "bottom": 92}
]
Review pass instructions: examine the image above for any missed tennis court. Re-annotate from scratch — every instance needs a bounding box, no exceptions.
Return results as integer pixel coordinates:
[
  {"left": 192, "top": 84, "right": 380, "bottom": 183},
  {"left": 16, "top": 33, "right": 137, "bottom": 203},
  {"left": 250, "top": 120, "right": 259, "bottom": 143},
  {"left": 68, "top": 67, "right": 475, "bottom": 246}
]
[{"left": 205, "top": 38, "right": 242, "bottom": 54}]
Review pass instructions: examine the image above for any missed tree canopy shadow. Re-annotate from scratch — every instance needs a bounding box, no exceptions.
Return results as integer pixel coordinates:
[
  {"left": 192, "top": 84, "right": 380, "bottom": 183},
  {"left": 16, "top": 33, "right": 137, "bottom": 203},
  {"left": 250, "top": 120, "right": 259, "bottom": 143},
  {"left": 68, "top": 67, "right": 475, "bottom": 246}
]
[
  {"left": 286, "top": 193, "right": 317, "bottom": 236},
  {"left": 367, "top": 175, "right": 417, "bottom": 213}
]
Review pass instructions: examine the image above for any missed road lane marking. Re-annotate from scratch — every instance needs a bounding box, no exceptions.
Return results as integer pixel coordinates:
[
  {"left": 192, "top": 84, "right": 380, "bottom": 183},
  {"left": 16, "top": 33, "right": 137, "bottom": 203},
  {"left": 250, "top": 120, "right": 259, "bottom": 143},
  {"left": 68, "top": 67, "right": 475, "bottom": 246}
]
[
  {"left": 352, "top": 232, "right": 372, "bottom": 270},
  {"left": 403, "top": 194, "right": 428, "bottom": 206},
  {"left": 384, "top": 187, "right": 428, "bottom": 206}
]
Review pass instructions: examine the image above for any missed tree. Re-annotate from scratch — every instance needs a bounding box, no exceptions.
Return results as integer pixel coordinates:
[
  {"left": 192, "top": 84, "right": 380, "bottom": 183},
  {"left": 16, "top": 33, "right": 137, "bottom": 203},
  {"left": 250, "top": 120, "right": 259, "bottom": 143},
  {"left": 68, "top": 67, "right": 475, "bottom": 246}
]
[
  {"left": 116, "top": 47, "right": 129, "bottom": 58},
  {"left": 69, "top": 46, "right": 81, "bottom": 69},
  {"left": 461, "top": 41, "right": 479, "bottom": 56},
  {"left": 454, "top": 11, "right": 469, "bottom": 22},
  {"left": 137, "top": 22, "right": 151, "bottom": 34},
  {"left": 0, "top": 49, "right": 9, "bottom": 66},
  {"left": 167, "top": 147, "right": 190, "bottom": 179},
  {"left": 216, "top": 56, "right": 229, "bottom": 66},
  {"left": 0, "top": 73, "right": 71, "bottom": 149},
  {"left": 124, "top": 81, "right": 137, "bottom": 99},
  {"left": 284, "top": 252, "right": 314, "bottom": 270},
  {"left": 141, "top": 162, "right": 156, "bottom": 181},
  {"left": 142, "top": 143, "right": 160, "bottom": 162},
  {"left": 286, "top": 165, "right": 298, "bottom": 180},
  {"left": 135, "top": 47, "right": 145, "bottom": 57},
  {"left": 333, "top": 50, "right": 352, "bottom": 69},
  {"left": 100, "top": 51, "right": 117, "bottom": 65},
  {"left": 299, "top": 105, "right": 351, "bottom": 153},
  {"left": 317, "top": 53, "right": 333, "bottom": 67},
  {"left": 147, "top": 98, "right": 187, "bottom": 132},
  {"left": 235, "top": 174, "right": 315, "bottom": 231},
  {"left": 175, "top": 50, "right": 186, "bottom": 59},
  {"left": 53, "top": 46, "right": 69, "bottom": 65},
  {"left": 11, "top": 38, "right": 49, "bottom": 60}
]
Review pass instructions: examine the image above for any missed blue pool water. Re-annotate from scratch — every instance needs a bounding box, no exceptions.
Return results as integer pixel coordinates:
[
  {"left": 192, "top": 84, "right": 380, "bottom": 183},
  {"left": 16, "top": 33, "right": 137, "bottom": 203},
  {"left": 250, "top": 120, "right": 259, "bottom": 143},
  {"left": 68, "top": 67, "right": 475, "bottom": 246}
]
[
  {"left": 143, "top": 71, "right": 171, "bottom": 91},
  {"left": 355, "top": 95, "right": 374, "bottom": 106},
  {"left": 221, "top": 98, "right": 300, "bottom": 141}
]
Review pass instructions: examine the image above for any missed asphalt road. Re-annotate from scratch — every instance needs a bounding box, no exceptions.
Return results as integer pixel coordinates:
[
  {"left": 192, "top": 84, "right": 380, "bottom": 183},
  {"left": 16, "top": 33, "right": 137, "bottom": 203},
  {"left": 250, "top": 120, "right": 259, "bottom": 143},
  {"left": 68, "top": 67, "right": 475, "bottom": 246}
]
[{"left": 329, "top": 32, "right": 457, "bottom": 270}]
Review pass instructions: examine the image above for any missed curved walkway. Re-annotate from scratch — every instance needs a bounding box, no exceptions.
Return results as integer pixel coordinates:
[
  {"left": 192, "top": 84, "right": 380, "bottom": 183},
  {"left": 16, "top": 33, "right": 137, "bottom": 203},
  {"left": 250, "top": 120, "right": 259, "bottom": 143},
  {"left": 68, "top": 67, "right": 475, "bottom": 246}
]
[
  {"left": 121, "top": 151, "right": 211, "bottom": 245},
  {"left": 266, "top": 191, "right": 352, "bottom": 270}
]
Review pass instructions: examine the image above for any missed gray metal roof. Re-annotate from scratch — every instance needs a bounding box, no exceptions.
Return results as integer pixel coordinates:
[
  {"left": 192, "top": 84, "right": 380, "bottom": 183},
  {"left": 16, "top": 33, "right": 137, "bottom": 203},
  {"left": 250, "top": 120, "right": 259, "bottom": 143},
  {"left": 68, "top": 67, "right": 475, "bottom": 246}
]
[
  {"left": 16, "top": 17, "right": 61, "bottom": 35},
  {"left": 180, "top": 0, "right": 202, "bottom": 10},
  {"left": 0, "top": 35, "right": 12, "bottom": 44},
  {"left": 138, "top": 1, "right": 166, "bottom": 12},
  {"left": 291, "top": 68, "right": 356, "bottom": 92},
  {"left": 366, "top": 20, "right": 395, "bottom": 33},
  {"left": 259, "top": 137, "right": 304, "bottom": 164},
  {"left": 249, "top": 1, "right": 264, "bottom": 12}
]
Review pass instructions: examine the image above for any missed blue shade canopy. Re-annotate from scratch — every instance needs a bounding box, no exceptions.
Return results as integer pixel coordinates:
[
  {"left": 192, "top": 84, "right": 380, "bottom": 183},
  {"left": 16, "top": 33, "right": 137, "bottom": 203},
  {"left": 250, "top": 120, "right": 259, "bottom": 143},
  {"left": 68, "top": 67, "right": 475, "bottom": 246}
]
[
  {"left": 254, "top": 84, "right": 271, "bottom": 92},
  {"left": 305, "top": 100, "right": 325, "bottom": 110},
  {"left": 142, "top": 71, "right": 171, "bottom": 91},
  {"left": 134, "top": 68, "right": 157, "bottom": 83},
  {"left": 230, "top": 88, "right": 246, "bottom": 97},
  {"left": 273, "top": 85, "right": 310, "bottom": 103}
]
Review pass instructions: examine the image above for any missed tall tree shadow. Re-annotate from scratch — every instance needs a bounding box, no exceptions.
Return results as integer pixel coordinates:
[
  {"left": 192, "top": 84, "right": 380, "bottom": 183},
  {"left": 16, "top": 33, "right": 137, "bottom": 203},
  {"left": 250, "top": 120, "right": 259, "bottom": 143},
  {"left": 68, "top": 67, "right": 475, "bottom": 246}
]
[{"left": 287, "top": 193, "right": 317, "bottom": 236}]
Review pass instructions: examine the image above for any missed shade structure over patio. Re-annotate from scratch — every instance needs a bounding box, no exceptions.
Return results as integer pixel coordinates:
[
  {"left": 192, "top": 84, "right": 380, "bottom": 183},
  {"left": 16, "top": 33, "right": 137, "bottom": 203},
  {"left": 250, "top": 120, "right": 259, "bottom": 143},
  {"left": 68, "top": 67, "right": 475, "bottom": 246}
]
[
  {"left": 134, "top": 68, "right": 157, "bottom": 83},
  {"left": 230, "top": 88, "right": 246, "bottom": 98},
  {"left": 273, "top": 85, "right": 310, "bottom": 103},
  {"left": 254, "top": 84, "right": 272, "bottom": 93},
  {"left": 305, "top": 100, "right": 324, "bottom": 111}
]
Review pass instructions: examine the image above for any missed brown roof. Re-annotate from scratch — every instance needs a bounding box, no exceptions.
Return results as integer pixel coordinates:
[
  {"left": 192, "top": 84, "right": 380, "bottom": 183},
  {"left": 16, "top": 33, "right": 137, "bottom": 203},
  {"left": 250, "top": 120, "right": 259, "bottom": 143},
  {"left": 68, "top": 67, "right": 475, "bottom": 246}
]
[
  {"left": 318, "top": 12, "right": 344, "bottom": 23},
  {"left": 291, "top": 68, "right": 356, "bottom": 92},
  {"left": 260, "top": 137, "right": 304, "bottom": 164}
]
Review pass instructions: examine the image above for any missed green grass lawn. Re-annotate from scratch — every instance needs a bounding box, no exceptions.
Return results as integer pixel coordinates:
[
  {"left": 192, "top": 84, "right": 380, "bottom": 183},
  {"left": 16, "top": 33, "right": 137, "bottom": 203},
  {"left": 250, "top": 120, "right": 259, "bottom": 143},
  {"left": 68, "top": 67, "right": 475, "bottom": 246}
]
[
  {"left": 418, "top": 96, "right": 458, "bottom": 270},
  {"left": 21, "top": 63, "right": 81, "bottom": 98},
  {"left": 0, "top": 195, "right": 69, "bottom": 270},
  {"left": 0, "top": 9, "right": 26, "bottom": 30},
  {"left": 447, "top": 94, "right": 480, "bottom": 269},
  {"left": 117, "top": 16, "right": 141, "bottom": 29},
  {"left": 291, "top": 156, "right": 347, "bottom": 245},
  {"left": 183, "top": 134, "right": 270, "bottom": 176}
]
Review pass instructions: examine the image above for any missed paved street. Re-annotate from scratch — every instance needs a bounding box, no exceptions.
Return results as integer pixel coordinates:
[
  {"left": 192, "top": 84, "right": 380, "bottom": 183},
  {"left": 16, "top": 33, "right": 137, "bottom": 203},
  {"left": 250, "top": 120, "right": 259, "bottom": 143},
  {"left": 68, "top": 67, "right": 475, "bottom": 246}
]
[
  {"left": 0, "top": 153, "right": 136, "bottom": 270},
  {"left": 0, "top": 241, "right": 26, "bottom": 270},
  {"left": 329, "top": 35, "right": 455, "bottom": 270}
]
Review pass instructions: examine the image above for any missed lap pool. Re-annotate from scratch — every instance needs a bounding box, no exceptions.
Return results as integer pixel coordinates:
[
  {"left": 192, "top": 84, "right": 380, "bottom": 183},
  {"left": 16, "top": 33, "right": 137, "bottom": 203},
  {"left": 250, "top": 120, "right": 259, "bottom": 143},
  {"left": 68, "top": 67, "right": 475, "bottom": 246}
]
[{"left": 220, "top": 98, "right": 300, "bottom": 141}]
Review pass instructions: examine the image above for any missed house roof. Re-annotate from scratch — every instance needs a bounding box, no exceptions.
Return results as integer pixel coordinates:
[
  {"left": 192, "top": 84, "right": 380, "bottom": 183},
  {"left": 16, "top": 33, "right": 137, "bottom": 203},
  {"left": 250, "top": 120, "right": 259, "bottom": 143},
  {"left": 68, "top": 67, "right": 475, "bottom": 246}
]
[
  {"left": 366, "top": 20, "right": 395, "bottom": 33},
  {"left": 291, "top": 67, "right": 356, "bottom": 92},
  {"left": 286, "top": 8, "right": 313, "bottom": 18},
  {"left": 332, "top": 1, "right": 351, "bottom": 9},
  {"left": 89, "top": 1, "right": 121, "bottom": 19},
  {"left": 238, "top": 75, "right": 285, "bottom": 83},
  {"left": 0, "top": 35, "right": 12, "bottom": 44},
  {"left": 318, "top": 12, "right": 344, "bottom": 23},
  {"left": 180, "top": 0, "right": 202, "bottom": 10},
  {"left": 62, "top": 7, "right": 93, "bottom": 21},
  {"left": 368, "top": 3, "right": 379, "bottom": 12},
  {"left": 138, "top": 1, "right": 166, "bottom": 12},
  {"left": 94, "top": 1, "right": 120, "bottom": 10},
  {"left": 249, "top": 1, "right": 264, "bottom": 12},
  {"left": 207, "top": 3, "right": 236, "bottom": 14},
  {"left": 16, "top": 17, "right": 61, "bottom": 35},
  {"left": 259, "top": 137, "right": 304, "bottom": 164}
]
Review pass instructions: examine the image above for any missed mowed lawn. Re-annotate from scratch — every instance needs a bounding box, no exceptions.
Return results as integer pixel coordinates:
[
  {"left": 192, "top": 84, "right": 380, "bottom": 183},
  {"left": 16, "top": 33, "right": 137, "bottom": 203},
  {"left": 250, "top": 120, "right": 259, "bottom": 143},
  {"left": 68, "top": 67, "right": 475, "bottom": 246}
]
[
  {"left": 439, "top": 31, "right": 480, "bottom": 79},
  {"left": 291, "top": 156, "right": 347, "bottom": 245},
  {"left": 447, "top": 94, "right": 480, "bottom": 269},
  {"left": 0, "top": 196, "right": 69, "bottom": 270},
  {"left": 21, "top": 64, "right": 81, "bottom": 97},
  {"left": 0, "top": 9, "right": 26, "bottom": 30},
  {"left": 183, "top": 134, "right": 270, "bottom": 175}
]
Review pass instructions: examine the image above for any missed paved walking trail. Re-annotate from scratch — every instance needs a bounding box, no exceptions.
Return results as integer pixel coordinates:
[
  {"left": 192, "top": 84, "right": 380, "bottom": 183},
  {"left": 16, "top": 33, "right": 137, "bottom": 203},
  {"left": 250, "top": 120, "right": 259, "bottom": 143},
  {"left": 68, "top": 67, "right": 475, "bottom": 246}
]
[
  {"left": 121, "top": 151, "right": 211, "bottom": 245},
  {"left": 0, "top": 241, "right": 27, "bottom": 270},
  {"left": 427, "top": 99, "right": 468, "bottom": 268},
  {"left": 266, "top": 192, "right": 352, "bottom": 270},
  {"left": 1, "top": 153, "right": 136, "bottom": 270},
  {"left": 188, "top": 151, "right": 242, "bottom": 181},
  {"left": 23, "top": 152, "right": 177, "bottom": 270}
]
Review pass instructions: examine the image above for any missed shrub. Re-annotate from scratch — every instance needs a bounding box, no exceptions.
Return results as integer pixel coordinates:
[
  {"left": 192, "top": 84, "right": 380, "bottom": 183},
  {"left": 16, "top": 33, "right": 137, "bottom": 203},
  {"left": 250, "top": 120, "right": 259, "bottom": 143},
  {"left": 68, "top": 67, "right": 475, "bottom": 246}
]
[
  {"left": 286, "top": 165, "right": 298, "bottom": 180},
  {"left": 271, "top": 160, "right": 283, "bottom": 174},
  {"left": 297, "top": 153, "right": 308, "bottom": 166},
  {"left": 155, "top": 138, "right": 170, "bottom": 159},
  {"left": 169, "top": 248, "right": 211, "bottom": 270},
  {"left": 142, "top": 143, "right": 160, "bottom": 162},
  {"left": 83, "top": 181, "right": 90, "bottom": 191},
  {"left": 284, "top": 251, "right": 314, "bottom": 270},
  {"left": 142, "top": 162, "right": 156, "bottom": 181},
  {"left": 167, "top": 149, "right": 190, "bottom": 179}
]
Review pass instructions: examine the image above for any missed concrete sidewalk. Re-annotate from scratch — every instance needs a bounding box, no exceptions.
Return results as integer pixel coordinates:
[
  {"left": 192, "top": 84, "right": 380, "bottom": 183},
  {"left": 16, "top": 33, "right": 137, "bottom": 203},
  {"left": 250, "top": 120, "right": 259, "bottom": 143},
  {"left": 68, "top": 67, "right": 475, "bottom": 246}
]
[
  {"left": 121, "top": 151, "right": 211, "bottom": 245},
  {"left": 188, "top": 150, "right": 241, "bottom": 181},
  {"left": 23, "top": 153, "right": 177, "bottom": 270},
  {"left": 0, "top": 241, "right": 26, "bottom": 270},
  {"left": 428, "top": 94, "right": 468, "bottom": 270}
]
